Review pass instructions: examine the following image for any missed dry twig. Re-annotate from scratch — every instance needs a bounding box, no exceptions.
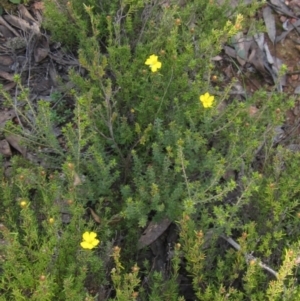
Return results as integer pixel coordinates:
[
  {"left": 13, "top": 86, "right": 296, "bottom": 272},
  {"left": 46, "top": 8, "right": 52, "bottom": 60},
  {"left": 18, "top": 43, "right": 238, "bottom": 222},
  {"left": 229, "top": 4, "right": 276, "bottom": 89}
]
[{"left": 220, "top": 234, "right": 278, "bottom": 278}]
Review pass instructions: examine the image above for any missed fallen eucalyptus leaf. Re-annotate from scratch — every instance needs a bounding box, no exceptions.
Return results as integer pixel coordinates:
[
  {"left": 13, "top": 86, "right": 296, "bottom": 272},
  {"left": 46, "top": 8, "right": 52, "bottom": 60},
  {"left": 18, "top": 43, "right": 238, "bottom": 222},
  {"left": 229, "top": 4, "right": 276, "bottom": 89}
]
[
  {"left": 3, "top": 15, "right": 40, "bottom": 34},
  {"left": 89, "top": 208, "right": 101, "bottom": 224},
  {"left": 0, "top": 139, "right": 12, "bottom": 156},
  {"left": 0, "top": 109, "right": 16, "bottom": 127},
  {"left": 263, "top": 6, "right": 276, "bottom": 44},
  {"left": 138, "top": 217, "right": 172, "bottom": 250},
  {"left": 5, "top": 134, "right": 26, "bottom": 156}
]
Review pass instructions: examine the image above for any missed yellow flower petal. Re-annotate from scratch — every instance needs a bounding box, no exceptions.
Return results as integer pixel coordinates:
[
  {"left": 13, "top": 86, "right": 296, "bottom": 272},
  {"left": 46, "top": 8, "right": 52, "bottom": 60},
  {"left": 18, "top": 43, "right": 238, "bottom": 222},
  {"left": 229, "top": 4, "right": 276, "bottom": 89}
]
[
  {"left": 145, "top": 58, "right": 152, "bottom": 65},
  {"left": 199, "top": 92, "right": 214, "bottom": 108},
  {"left": 88, "top": 232, "right": 97, "bottom": 240},
  {"left": 145, "top": 54, "right": 162, "bottom": 72},
  {"left": 145, "top": 55, "right": 157, "bottom": 65},
  {"left": 91, "top": 239, "right": 100, "bottom": 247},
  {"left": 81, "top": 241, "right": 94, "bottom": 249},
  {"left": 81, "top": 231, "right": 100, "bottom": 249},
  {"left": 82, "top": 231, "right": 91, "bottom": 241},
  {"left": 151, "top": 61, "right": 161, "bottom": 72}
]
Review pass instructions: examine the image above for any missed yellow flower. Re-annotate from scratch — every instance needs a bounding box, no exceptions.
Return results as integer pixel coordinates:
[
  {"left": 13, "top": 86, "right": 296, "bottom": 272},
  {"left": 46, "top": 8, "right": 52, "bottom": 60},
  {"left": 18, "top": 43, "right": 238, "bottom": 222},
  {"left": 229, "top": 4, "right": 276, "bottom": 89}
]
[
  {"left": 80, "top": 231, "right": 100, "bottom": 250},
  {"left": 145, "top": 54, "right": 162, "bottom": 72},
  {"left": 199, "top": 92, "right": 214, "bottom": 108},
  {"left": 20, "top": 201, "right": 27, "bottom": 208}
]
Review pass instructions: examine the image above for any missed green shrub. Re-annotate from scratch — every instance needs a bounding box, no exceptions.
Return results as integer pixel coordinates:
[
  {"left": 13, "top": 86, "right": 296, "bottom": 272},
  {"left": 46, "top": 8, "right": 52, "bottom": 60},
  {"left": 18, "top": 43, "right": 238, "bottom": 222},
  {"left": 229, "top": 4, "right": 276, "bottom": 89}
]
[{"left": 1, "top": 0, "right": 300, "bottom": 300}]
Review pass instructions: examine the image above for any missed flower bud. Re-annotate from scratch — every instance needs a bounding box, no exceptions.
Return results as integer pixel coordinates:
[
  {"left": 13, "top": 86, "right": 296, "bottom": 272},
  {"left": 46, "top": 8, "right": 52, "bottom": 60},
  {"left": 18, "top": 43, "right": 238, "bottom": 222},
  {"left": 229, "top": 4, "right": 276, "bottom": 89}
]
[
  {"left": 211, "top": 75, "right": 218, "bottom": 81},
  {"left": 113, "top": 246, "right": 121, "bottom": 254},
  {"left": 39, "top": 275, "right": 46, "bottom": 281},
  {"left": 196, "top": 230, "right": 203, "bottom": 238},
  {"left": 67, "top": 163, "right": 74, "bottom": 170},
  {"left": 132, "top": 292, "right": 139, "bottom": 299},
  {"left": 20, "top": 201, "right": 27, "bottom": 208},
  {"left": 175, "top": 18, "right": 181, "bottom": 26},
  {"left": 132, "top": 264, "right": 140, "bottom": 273}
]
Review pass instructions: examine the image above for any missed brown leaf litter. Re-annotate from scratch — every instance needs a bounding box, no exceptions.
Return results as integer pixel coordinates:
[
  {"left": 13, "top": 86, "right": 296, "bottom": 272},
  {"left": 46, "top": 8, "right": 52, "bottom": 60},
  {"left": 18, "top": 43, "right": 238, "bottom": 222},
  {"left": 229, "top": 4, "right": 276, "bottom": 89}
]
[{"left": 0, "top": 3, "right": 79, "bottom": 174}]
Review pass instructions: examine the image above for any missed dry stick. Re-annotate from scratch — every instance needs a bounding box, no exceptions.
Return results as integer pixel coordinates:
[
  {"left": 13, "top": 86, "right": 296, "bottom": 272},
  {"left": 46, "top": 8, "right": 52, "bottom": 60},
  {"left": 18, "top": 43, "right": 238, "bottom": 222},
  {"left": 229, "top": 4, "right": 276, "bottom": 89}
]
[
  {"left": 135, "top": 0, "right": 157, "bottom": 46},
  {"left": 220, "top": 234, "right": 278, "bottom": 278}
]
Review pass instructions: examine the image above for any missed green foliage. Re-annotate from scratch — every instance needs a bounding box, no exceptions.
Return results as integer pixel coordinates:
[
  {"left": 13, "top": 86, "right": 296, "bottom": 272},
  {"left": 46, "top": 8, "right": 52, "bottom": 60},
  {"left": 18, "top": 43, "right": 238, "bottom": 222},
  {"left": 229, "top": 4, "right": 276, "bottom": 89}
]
[
  {"left": 0, "top": 161, "right": 106, "bottom": 300},
  {"left": 43, "top": 0, "right": 86, "bottom": 48},
  {"left": 9, "top": 0, "right": 20, "bottom": 4},
  {"left": 1, "top": 0, "right": 300, "bottom": 299}
]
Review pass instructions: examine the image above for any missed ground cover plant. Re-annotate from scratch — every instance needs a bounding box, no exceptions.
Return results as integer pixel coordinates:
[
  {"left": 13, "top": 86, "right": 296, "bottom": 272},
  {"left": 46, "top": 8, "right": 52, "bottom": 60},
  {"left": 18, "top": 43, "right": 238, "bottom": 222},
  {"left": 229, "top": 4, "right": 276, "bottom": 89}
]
[{"left": 1, "top": 0, "right": 300, "bottom": 300}]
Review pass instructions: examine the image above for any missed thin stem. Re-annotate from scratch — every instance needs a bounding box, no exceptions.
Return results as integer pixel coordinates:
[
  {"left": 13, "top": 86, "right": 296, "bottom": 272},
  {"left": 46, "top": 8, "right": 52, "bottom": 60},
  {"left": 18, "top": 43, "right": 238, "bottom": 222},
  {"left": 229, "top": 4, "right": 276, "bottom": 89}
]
[
  {"left": 220, "top": 234, "right": 278, "bottom": 278},
  {"left": 179, "top": 146, "right": 191, "bottom": 199},
  {"left": 155, "top": 68, "right": 173, "bottom": 117}
]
